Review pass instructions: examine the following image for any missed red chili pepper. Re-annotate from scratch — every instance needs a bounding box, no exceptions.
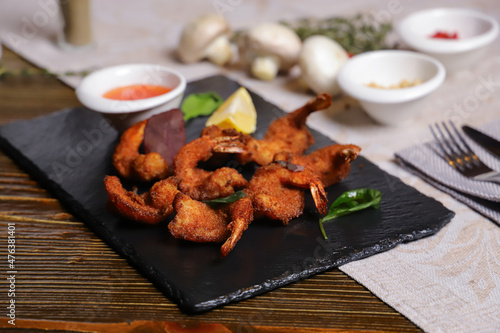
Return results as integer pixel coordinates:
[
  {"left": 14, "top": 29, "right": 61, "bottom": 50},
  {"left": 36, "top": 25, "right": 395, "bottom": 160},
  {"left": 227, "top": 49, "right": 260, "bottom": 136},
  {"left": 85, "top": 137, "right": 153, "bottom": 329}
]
[{"left": 431, "top": 31, "right": 459, "bottom": 39}]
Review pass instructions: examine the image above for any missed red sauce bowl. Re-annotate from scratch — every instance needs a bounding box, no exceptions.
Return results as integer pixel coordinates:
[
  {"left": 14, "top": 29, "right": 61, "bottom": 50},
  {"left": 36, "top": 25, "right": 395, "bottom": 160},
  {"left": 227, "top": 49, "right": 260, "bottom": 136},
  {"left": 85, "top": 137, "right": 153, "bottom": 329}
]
[
  {"left": 397, "top": 8, "right": 499, "bottom": 74},
  {"left": 76, "top": 63, "right": 186, "bottom": 132}
]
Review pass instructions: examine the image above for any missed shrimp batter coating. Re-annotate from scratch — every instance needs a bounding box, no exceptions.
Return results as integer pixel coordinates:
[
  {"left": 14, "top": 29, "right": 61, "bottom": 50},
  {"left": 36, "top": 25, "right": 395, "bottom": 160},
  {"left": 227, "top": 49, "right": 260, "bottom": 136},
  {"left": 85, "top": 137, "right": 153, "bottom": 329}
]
[
  {"left": 275, "top": 144, "right": 361, "bottom": 187},
  {"left": 104, "top": 175, "right": 179, "bottom": 224},
  {"left": 199, "top": 125, "right": 243, "bottom": 169},
  {"left": 168, "top": 193, "right": 253, "bottom": 257},
  {"left": 236, "top": 93, "right": 332, "bottom": 166},
  {"left": 113, "top": 120, "right": 170, "bottom": 182},
  {"left": 244, "top": 161, "right": 328, "bottom": 224},
  {"left": 200, "top": 125, "right": 241, "bottom": 138},
  {"left": 173, "top": 134, "right": 248, "bottom": 201}
]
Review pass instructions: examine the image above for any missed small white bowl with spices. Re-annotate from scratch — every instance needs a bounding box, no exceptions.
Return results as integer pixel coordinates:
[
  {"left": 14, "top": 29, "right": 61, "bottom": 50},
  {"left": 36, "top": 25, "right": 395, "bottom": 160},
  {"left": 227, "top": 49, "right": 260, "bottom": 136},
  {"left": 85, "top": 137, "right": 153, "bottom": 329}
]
[
  {"left": 76, "top": 63, "right": 186, "bottom": 132},
  {"left": 337, "top": 50, "right": 445, "bottom": 126},
  {"left": 397, "top": 8, "right": 499, "bottom": 73}
]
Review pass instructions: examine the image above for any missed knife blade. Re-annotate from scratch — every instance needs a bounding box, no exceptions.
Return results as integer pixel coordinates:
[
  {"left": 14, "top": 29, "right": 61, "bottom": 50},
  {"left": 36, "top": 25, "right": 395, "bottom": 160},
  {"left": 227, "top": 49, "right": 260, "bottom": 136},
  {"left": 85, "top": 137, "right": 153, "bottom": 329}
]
[{"left": 462, "top": 125, "right": 500, "bottom": 159}]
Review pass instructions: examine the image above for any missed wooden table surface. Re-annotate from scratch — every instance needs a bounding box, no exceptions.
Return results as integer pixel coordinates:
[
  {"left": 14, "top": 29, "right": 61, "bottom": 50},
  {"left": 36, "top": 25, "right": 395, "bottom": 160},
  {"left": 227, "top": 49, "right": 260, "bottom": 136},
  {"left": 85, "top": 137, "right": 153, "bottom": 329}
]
[{"left": 0, "top": 47, "right": 422, "bottom": 333}]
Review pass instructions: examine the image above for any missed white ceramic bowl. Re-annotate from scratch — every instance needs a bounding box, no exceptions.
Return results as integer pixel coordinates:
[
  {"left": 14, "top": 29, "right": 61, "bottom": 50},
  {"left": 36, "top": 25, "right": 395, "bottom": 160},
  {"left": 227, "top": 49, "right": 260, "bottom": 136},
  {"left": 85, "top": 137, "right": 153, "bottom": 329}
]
[
  {"left": 337, "top": 50, "right": 445, "bottom": 126},
  {"left": 76, "top": 63, "right": 186, "bottom": 132},
  {"left": 397, "top": 8, "right": 499, "bottom": 73}
]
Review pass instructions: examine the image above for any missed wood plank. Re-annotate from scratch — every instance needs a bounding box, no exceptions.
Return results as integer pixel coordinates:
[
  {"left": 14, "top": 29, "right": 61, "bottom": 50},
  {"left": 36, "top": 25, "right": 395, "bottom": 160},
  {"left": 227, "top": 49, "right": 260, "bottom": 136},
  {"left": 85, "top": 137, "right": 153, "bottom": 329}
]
[{"left": 1, "top": 318, "right": 406, "bottom": 333}]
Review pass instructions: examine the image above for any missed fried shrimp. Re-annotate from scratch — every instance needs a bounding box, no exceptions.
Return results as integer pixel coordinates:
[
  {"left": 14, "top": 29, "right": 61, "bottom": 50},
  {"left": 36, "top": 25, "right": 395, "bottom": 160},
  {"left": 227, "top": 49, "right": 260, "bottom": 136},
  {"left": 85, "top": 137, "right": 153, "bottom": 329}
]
[
  {"left": 232, "top": 93, "right": 332, "bottom": 166},
  {"left": 168, "top": 193, "right": 253, "bottom": 257},
  {"left": 274, "top": 144, "right": 361, "bottom": 187},
  {"left": 220, "top": 195, "right": 253, "bottom": 257},
  {"left": 244, "top": 161, "right": 328, "bottom": 224},
  {"left": 104, "top": 89, "right": 363, "bottom": 257},
  {"left": 173, "top": 134, "right": 248, "bottom": 201},
  {"left": 104, "top": 175, "right": 179, "bottom": 224},
  {"left": 113, "top": 120, "right": 170, "bottom": 182}
]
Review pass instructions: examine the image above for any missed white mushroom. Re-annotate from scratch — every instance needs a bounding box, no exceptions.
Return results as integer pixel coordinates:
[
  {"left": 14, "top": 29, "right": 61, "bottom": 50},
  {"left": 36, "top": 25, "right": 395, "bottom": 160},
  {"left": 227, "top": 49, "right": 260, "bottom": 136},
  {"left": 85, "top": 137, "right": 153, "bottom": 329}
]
[
  {"left": 177, "top": 14, "right": 233, "bottom": 66},
  {"left": 238, "top": 23, "right": 302, "bottom": 81},
  {"left": 299, "top": 35, "right": 349, "bottom": 96}
]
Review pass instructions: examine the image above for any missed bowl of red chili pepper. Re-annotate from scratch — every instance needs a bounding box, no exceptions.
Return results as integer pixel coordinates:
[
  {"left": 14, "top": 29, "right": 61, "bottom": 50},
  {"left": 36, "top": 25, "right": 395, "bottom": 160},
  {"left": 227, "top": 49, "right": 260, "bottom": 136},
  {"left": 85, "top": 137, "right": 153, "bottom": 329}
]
[
  {"left": 397, "top": 8, "right": 499, "bottom": 73},
  {"left": 76, "top": 63, "right": 186, "bottom": 132}
]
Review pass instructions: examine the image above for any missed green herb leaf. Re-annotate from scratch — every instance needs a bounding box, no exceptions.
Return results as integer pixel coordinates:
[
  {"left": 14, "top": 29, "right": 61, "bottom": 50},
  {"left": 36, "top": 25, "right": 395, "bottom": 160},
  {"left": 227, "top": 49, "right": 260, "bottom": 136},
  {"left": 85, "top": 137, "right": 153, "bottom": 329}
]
[
  {"left": 319, "top": 188, "right": 382, "bottom": 239},
  {"left": 181, "top": 92, "right": 223, "bottom": 121},
  {"left": 204, "top": 191, "right": 247, "bottom": 206}
]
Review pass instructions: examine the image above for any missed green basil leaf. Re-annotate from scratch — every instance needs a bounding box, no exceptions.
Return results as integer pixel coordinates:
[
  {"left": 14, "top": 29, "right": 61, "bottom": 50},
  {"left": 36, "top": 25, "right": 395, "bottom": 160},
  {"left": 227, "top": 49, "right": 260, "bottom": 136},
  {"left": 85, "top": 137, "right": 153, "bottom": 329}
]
[
  {"left": 204, "top": 191, "right": 247, "bottom": 206},
  {"left": 181, "top": 92, "right": 223, "bottom": 121},
  {"left": 319, "top": 188, "right": 381, "bottom": 239}
]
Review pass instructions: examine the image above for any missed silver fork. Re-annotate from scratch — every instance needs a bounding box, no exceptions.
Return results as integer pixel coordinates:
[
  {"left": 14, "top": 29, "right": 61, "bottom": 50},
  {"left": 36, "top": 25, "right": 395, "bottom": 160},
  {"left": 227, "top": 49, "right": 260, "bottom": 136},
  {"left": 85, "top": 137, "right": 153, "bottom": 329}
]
[{"left": 429, "top": 121, "right": 500, "bottom": 184}]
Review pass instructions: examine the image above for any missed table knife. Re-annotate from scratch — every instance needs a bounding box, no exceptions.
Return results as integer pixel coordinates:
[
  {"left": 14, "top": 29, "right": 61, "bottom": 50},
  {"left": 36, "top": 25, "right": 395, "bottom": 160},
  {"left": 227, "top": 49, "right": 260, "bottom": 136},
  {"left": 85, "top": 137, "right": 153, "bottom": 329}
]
[{"left": 462, "top": 125, "right": 500, "bottom": 159}]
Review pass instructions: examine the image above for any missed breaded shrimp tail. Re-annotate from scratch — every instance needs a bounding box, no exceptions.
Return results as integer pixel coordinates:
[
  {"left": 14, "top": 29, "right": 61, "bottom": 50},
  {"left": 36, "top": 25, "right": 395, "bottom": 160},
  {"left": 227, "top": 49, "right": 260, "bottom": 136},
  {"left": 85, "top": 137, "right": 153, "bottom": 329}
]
[{"left": 287, "top": 93, "right": 332, "bottom": 128}]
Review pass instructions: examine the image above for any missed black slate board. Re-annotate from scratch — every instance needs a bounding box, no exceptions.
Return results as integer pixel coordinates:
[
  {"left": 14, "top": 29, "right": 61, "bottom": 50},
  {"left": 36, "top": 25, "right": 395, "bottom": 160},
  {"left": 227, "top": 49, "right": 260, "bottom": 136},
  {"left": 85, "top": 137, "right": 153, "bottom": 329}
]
[{"left": 0, "top": 75, "right": 454, "bottom": 313}]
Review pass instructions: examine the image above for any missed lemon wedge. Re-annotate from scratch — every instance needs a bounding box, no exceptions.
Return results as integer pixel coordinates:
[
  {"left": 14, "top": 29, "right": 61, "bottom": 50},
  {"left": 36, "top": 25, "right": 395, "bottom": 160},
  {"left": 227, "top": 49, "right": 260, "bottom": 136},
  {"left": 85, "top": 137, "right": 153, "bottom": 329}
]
[{"left": 205, "top": 87, "right": 257, "bottom": 134}]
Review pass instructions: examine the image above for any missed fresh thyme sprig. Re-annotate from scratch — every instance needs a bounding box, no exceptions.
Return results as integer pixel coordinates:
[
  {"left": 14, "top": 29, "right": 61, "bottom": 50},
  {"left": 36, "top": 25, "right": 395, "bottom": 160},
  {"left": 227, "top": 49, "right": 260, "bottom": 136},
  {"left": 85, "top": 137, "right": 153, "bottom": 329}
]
[
  {"left": 0, "top": 64, "right": 92, "bottom": 79},
  {"left": 281, "top": 13, "right": 395, "bottom": 55}
]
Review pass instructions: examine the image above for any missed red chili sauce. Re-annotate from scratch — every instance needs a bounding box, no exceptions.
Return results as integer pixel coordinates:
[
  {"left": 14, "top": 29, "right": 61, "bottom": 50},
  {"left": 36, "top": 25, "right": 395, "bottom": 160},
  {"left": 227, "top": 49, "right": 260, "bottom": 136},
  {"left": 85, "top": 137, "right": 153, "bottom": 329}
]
[
  {"left": 103, "top": 84, "right": 172, "bottom": 100},
  {"left": 430, "top": 31, "right": 459, "bottom": 39}
]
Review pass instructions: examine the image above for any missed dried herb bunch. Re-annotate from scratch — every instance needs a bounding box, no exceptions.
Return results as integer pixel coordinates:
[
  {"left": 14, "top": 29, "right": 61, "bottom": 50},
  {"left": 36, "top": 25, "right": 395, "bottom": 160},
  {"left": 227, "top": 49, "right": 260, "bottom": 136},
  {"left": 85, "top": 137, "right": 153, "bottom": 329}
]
[
  {"left": 0, "top": 64, "right": 91, "bottom": 79},
  {"left": 281, "top": 13, "right": 394, "bottom": 55}
]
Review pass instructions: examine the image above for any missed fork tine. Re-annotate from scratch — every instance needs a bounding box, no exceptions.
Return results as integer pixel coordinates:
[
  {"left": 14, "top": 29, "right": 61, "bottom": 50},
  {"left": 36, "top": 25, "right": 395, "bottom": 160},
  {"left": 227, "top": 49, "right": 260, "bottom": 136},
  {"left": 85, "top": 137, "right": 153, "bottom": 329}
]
[
  {"left": 430, "top": 121, "right": 499, "bottom": 182},
  {"left": 448, "top": 121, "right": 481, "bottom": 166},
  {"left": 429, "top": 123, "right": 456, "bottom": 168},
  {"left": 442, "top": 122, "right": 465, "bottom": 158}
]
